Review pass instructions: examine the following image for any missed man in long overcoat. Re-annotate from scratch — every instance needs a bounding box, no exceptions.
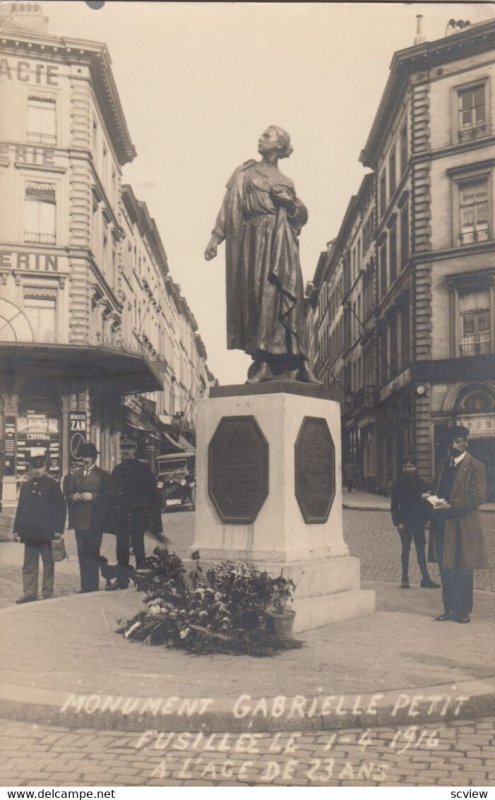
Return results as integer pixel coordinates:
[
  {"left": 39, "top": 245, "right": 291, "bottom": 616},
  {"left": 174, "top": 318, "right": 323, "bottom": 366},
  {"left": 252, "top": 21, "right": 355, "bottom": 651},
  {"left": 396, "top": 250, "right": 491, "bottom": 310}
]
[
  {"left": 13, "top": 449, "right": 66, "bottom": 603},
  {"left": 430, "top": 425, "right": 487, "bottom": 623},
  {"left": 64, "top": 442, "right": 110, "bottom": 593},
  {"left": 106, "top": 439, "right": 164, "bottom": 586}
]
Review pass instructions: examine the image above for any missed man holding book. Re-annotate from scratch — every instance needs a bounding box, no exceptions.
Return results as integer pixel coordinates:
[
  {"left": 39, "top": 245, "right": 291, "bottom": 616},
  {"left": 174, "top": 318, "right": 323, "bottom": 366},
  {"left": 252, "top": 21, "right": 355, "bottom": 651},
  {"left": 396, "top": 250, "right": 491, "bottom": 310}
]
[{"left": 427, "top": 425, "right": 487, "bottom": 624}]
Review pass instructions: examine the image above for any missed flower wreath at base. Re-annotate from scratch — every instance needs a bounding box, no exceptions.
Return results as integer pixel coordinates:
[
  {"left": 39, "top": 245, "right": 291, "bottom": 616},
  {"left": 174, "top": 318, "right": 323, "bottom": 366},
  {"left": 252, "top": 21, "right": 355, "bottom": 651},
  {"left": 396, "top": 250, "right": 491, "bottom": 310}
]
[{"left": 117, "top": 548, "right": 302, "bottom": 657}]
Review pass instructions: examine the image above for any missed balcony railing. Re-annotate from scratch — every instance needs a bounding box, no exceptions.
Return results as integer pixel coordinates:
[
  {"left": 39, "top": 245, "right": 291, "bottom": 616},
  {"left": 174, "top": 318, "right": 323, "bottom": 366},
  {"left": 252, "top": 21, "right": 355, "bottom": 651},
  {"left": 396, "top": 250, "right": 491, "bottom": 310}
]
[
  {"left": 459, "top": 228, "right": 489, "bottom": 246},
  {"left": 24, "top": 231, "right": 56, "bottom": 245},
  {"left": 26, "top": 131, "right": 57, "bottom": 146},
  {"left": 458, "top": 123, "right": 489, "bottom": 143},
  {"left": 353, "top": 385, "right": 378, "bottom": 410},
  {"left": 459, "top": 339, "right": 492, "bottom": 357}
]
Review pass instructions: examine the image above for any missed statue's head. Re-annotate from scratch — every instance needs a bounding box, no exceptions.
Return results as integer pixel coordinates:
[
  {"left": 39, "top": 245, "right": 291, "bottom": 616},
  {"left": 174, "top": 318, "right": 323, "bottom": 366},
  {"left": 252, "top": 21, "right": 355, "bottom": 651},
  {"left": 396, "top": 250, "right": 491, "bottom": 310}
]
[{"left": 258, "top": 126, "right": 294, "bottom": 159}]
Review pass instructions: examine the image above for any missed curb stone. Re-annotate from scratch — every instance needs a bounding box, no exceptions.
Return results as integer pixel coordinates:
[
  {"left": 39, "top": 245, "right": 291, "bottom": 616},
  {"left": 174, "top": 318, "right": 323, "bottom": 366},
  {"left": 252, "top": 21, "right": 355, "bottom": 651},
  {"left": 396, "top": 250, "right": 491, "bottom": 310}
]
[{"left": 1, "top": 678, "right": 494, "bottom": 733}]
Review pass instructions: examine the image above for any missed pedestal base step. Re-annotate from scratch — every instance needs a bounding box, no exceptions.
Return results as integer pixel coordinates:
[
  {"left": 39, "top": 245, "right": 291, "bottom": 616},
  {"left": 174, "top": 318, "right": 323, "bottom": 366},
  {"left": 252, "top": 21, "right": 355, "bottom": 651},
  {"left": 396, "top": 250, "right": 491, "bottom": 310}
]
[{"left": 293, "top": 589, "right": 376, "bottom": 633}]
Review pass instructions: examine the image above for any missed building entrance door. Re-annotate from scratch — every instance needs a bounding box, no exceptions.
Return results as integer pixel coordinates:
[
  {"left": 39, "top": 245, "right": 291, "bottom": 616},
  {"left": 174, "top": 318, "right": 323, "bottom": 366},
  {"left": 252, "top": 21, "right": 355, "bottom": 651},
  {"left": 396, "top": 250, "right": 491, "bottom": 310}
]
[{"left": 467, "top": 438, "right": 495, "bottom": 502}]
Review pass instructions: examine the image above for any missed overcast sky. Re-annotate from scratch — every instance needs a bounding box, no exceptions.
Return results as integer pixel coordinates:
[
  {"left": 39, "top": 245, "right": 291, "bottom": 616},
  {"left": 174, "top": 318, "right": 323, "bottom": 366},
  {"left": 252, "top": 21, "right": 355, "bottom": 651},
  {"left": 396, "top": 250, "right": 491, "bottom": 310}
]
[{"left": 39, "top": 1, "right": 495, "bottom": 384}]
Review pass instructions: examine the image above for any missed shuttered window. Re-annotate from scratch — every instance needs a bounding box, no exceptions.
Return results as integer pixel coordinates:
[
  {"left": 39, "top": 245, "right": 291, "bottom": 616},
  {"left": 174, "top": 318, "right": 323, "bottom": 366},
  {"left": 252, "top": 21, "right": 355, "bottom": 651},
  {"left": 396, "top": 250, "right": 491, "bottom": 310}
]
[
  {"left": 24, "top": 182, "right": 56, "bottom": 244},
  {"left": 26, "top": 95, "right": 56, "bottom": 145}
]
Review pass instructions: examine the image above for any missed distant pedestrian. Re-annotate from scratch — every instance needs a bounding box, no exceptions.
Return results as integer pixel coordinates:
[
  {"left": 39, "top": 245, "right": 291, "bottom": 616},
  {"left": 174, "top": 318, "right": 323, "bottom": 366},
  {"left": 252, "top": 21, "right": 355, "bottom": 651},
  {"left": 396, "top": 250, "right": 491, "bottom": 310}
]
[
  {"left": 429, "top": 426, "right": 487, "bottom": 624},
  {"left": 391, "top": 457, "right": 440, "bottom": 589},
  {"left": 106, "top": 439, "right": 165, "bottom": 588},
  {"left": 64, "top": 442, "right": 110, "bottom": 593},
  {"left": 13, "top": 449, "right": 66, "bottom": 603},
  {"left": 343, "top": 461, "right": 355, "bottom": 492}
]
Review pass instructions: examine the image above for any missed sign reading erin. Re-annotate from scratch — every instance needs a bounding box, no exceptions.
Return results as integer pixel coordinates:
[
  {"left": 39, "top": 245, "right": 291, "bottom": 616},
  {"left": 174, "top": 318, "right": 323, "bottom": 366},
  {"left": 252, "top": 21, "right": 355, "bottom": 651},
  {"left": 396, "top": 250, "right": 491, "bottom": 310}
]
[
  {"left": 295, "top": 416, "right": 335, "bottom": 523},
  {"left": 208, "top": 415, "right": 269, "bottom": 524}
]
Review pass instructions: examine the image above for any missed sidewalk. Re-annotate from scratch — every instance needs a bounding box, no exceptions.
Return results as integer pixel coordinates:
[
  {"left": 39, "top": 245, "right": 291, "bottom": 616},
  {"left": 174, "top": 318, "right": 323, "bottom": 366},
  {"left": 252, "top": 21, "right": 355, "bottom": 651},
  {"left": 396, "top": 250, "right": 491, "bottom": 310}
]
[
  {"left": 0, "top": 579, "right": 494, "bottom": 734},
  {"left": 342, "top": 490, "right": 390, "bottom": 511},
  {"left": 342, "top": 489, "right": 495, "bottom": 513}
]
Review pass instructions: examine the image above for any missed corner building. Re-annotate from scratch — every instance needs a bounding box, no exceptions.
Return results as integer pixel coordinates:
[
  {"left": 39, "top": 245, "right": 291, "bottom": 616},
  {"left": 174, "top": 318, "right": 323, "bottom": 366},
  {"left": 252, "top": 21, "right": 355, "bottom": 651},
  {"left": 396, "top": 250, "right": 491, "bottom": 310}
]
[
  {"left": 311, "top": 19, "right": 495, "bottom": 498},
  {"left": 0, "top": 4, "right": 214, "bottom": 505}
]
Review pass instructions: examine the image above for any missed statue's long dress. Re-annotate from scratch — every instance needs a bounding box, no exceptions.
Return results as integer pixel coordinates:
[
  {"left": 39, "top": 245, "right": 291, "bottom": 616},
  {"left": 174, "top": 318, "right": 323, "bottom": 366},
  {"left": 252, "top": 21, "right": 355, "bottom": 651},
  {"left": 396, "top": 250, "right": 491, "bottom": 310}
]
[{"left": 212, "top": 160, "right": 308, "bottom": 360}]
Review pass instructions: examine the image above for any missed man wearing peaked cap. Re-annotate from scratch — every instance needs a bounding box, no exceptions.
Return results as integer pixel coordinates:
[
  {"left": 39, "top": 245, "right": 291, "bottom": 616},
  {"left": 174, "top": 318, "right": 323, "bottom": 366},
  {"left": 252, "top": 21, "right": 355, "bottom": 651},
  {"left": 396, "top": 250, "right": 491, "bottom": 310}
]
[
  {"left": 13, "top": 448, "right": 66, "bottom": 603},
  {"left": 64, "top": 441, "right": 110, "bottom": 593},
  {"left": 428, "top": 424, "right": 487, "bottom": 624},
  {"left": 105, "top": 438, "right": 164, "bottom": 587}
]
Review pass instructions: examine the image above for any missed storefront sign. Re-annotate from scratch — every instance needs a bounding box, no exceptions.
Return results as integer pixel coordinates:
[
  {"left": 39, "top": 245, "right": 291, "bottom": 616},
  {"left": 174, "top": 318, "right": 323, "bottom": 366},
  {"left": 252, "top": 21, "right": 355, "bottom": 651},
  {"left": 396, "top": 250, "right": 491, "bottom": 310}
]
[
  {"left": 4, "top": 415, "right": 16, "bottom": 476},
  {"left": 70, "top": 413, "right": 87, "bottom": 432},
  {"left": 124, "top": 394, "right": 144, "bottom": 414},
  {"left": 457, "top": 414, "right": 495, "bottom": 437},
  {"left": 0, "top": 251, "right": 58, "bottom": 271},
  {"left": 0, "top": 58, "right": 59, "bottom": 85},
  {"left": 70, "top": 413, "right": 87, "bottom": 460},
  {"left": 17, "top": 410, "right": 60, "bottom": 475},
  {"left": 0, "top": 143, "right": 56, "bottom": 166}
]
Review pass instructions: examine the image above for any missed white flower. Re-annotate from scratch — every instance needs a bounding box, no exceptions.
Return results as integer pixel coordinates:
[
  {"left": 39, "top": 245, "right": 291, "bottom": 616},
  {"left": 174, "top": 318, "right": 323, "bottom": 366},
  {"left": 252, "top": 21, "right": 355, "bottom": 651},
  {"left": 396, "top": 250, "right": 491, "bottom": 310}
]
[{"left": 124, "top": 621, "right": 142, "bottom": 638}]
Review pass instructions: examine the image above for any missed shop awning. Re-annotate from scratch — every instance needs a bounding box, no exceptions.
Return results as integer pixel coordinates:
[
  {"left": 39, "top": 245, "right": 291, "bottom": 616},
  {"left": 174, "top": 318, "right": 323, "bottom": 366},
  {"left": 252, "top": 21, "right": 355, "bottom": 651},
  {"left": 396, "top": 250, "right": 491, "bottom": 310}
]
[{"left": 0, "top": 342, "right": 163, "bottom": 393}]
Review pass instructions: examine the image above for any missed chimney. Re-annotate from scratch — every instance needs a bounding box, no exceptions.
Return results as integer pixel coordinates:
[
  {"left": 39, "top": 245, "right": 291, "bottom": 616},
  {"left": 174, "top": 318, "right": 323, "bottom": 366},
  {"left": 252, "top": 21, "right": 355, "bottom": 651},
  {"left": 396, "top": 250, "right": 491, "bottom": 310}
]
[
  {"left": 1, "top": 2, "right": 49, "bottom": 35},
  {"left": 445, "top": 19, "right": 471, "bottom": 37},
  {"left": 414, "top": 14, "right": 426, "bottom": 45}
]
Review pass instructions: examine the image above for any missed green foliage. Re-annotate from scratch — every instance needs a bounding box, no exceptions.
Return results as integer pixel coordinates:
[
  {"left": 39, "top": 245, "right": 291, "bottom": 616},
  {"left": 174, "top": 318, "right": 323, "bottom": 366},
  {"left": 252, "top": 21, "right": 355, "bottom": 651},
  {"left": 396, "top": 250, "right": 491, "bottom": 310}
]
[{"left": 117, "top": 548, "right": 301, "bottom": 656}]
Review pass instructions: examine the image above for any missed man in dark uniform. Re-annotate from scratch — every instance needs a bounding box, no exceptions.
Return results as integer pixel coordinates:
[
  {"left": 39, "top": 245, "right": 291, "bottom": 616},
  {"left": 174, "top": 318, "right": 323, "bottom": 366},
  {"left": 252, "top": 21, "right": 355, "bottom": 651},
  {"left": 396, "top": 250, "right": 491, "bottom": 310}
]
[
  {"left": 106, "top": 439, "right": 164, "bottom": 587},
  {"left": 429, "top": 425, "right": 487, "bottom": 624},
  {"left": 13, "top": 448, "right": 66, "bottom": 603},
  {"left": 64, "top": 442, "right": 110, "bottom": 593}
]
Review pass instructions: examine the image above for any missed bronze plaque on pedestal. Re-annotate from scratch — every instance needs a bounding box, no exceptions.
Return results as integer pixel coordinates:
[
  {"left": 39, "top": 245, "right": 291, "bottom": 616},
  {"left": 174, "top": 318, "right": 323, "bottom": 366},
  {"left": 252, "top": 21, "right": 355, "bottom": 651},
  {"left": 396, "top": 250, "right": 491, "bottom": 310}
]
[
  {"left": 208, "top": 415, "right": 269, "bottom": 524},
  {"left": 295, "top": 416, "right": 335, "bottom": 524}
]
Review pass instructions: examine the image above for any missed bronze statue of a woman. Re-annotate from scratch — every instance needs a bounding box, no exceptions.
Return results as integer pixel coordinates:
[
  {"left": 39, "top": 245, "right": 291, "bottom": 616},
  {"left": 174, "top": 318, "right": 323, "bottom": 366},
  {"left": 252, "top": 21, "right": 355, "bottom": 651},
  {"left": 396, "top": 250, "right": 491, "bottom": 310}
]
[{"left": 205, "top": 126, "right": 317, "bottom": 384}]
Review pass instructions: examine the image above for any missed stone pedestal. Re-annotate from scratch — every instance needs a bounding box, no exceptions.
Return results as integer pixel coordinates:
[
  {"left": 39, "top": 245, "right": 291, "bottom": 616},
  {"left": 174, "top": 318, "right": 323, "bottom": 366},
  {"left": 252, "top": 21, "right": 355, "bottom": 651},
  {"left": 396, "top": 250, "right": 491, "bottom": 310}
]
[{"left": 191, "top": 382, "right": 375, "bottom": 633}]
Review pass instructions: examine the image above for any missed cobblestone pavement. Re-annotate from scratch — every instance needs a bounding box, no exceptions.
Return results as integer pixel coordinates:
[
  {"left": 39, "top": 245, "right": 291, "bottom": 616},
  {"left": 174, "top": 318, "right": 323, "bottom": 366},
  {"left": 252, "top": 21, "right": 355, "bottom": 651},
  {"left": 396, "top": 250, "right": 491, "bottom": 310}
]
[
  {"left": 0, "top": 509, "right": 493, "bottom": 608},
  {"left": 0, "top": 716, "right": 494, "bottom": 786}
]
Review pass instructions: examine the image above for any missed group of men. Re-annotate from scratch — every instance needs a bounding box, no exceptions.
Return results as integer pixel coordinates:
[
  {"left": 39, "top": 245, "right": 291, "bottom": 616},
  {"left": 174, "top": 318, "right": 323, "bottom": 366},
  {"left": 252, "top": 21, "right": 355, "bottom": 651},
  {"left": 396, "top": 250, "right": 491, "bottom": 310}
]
[
  {"left": 13, "top": 438, "right": 164, "bottom": 603},
  {"left": 391, "top": 425, "right": 487, "bottom": 624},
  {"left": 12, "top": 425, "right": 488, "bottom": 626}
]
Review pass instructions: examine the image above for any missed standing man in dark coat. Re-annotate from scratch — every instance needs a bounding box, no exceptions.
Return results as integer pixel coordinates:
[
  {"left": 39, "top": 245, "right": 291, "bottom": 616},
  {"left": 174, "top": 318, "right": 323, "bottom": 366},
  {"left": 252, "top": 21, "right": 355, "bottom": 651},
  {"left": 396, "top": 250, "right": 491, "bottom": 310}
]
[
  {"left": 106, "top": 439, "right": 164, "bottom": 587},
  {"left": 391, "top": 456, "right": 440, "bottom": 589},
  {"left": 429, "top": 425, "right": 487, "bottom": 624},
  {"left": 64, "top": 442, "right": 110, "bottom": 593},
  {"left": 13, "top": 449, "right": 66, "bottom": 603}
]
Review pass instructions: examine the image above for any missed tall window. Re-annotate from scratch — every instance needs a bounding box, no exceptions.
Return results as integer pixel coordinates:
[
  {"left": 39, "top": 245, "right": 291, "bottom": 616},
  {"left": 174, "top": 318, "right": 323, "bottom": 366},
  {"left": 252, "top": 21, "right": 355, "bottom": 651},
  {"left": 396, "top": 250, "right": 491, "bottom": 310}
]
[
  {"left": 459, "top": 180, "right": 489, "bottom": 245},
  {"left": 400, "top": 204, "right": 409, "bottom": 268},
  {"left": 379, "top": 241, "right": 387, "bottom": 298},
  {"left": 390, "top": 315, "right": 398, "bottom": 376},
  {"left": 379, "top": 171, "right": 387, "bottom": 218},
  {"left": 388, "top": 148, "right": 396, "bottom": 198},
  {"left": 458, "top": 83, "right": 487, "bottom": 141},
  {"left": 24, "top": 182, "right": 56, "bottom": 244},
  {"left": 400, "top": 122, "right": 408, "bottom": 175},
  {"left": 389, "top": 219, "right": 397, "bottom": 285},
  {"left": 460, "top": 289, "right": 491, "bottom": 356},
  {"left": 401, "top": 305, "right": 410, "bottom": 367},
  {"left": 26, "top": 95, "right": 56, "bottom": 145},
  {"left": 23, "top": 295, "right": 57, "bottom": 343}
]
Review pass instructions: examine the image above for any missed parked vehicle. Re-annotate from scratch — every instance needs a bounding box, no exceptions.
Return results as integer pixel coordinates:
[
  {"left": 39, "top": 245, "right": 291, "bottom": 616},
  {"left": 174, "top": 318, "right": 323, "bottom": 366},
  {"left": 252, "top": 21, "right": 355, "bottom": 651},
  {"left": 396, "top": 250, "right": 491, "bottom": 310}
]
[{"left": 155, "top": 452, "right": 196, "bottom": 511}]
